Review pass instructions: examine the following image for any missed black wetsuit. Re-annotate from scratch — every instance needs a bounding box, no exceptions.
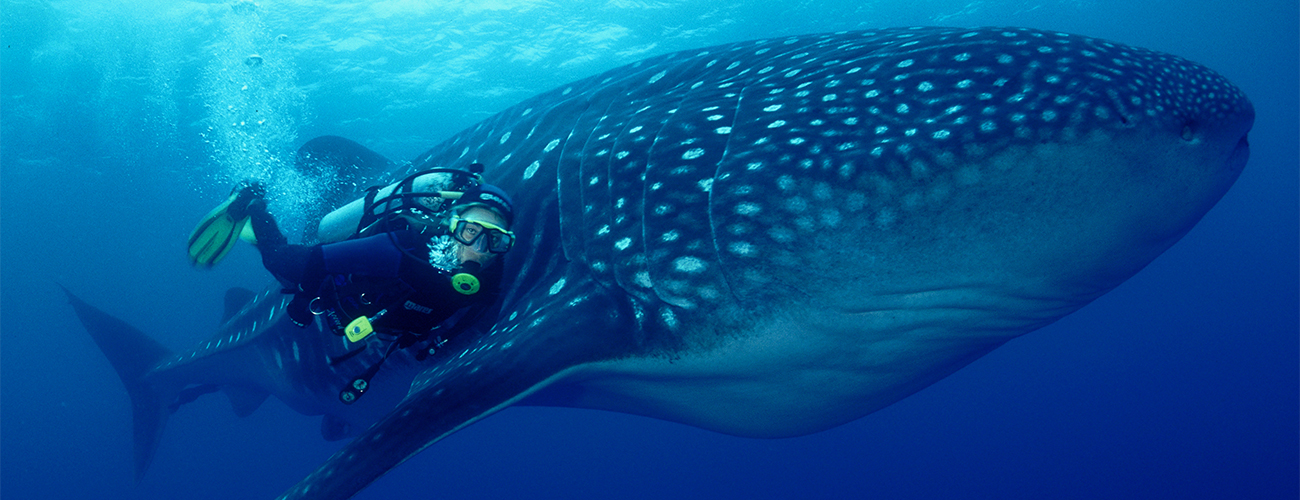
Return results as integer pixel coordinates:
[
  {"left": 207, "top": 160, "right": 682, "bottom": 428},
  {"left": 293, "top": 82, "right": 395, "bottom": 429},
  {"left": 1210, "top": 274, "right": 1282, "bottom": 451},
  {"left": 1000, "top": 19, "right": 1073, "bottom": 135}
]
[{"left": 244, "top": 199, "right": 501, "bottom": 341}]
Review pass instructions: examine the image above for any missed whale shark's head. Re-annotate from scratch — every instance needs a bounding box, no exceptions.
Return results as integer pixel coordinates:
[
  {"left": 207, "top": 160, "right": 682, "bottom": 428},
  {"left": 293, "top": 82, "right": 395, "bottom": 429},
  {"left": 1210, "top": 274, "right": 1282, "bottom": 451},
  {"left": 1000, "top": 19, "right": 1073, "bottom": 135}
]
[
  {"left": 419, "top": 27, "right": 1254, "bottom": 363},
  {"left": 670, "top": 28, "right": 1255, "bottom": 328},
  {"left": 471, "top": 27, "right": 1254, "bottom": 435},
  {"left": 409, "top": 27, "right": 1254, "bottom": 437}
]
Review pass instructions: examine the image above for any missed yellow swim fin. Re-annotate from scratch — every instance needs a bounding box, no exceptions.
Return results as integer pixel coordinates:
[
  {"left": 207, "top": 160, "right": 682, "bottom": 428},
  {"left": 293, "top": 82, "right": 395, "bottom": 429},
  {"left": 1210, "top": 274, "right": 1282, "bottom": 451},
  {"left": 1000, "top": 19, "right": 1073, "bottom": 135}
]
[{"left": 187, "top": 191, "right": 250, "bottom": 267}]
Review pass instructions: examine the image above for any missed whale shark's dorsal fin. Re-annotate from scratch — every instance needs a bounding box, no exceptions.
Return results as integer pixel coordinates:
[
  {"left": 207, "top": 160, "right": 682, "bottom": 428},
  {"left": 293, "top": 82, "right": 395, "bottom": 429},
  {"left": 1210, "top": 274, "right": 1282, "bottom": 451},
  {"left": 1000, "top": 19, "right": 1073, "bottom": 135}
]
[
  {"left": 293, "top": 135, "right": 396, "bottom": 242},
  {"left": 222, "top": 287, "right": 257, "bottom": 323}
]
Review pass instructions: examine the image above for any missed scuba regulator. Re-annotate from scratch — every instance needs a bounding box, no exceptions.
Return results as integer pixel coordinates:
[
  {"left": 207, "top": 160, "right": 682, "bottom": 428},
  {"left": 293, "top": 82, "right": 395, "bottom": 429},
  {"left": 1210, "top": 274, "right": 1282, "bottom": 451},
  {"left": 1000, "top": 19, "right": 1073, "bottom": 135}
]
[{"left": 450, "top": 261, "right": 482, "bottom": 295}]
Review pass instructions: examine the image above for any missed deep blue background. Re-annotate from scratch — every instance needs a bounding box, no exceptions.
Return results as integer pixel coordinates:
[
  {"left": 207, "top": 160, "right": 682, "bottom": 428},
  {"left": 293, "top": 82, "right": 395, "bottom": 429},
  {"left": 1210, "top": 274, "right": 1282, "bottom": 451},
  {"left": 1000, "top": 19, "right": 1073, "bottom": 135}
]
[{"left": 3, "top": 0, "right": 1296, "bottom": 499}]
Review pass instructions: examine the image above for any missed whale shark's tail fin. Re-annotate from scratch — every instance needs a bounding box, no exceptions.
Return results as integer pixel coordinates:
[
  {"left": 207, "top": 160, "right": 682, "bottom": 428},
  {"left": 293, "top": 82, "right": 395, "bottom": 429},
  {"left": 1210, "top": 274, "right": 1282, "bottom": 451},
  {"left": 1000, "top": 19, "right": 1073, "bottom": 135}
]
[{"left": 61, "top": 286, "right": 174, "bottom": 482}]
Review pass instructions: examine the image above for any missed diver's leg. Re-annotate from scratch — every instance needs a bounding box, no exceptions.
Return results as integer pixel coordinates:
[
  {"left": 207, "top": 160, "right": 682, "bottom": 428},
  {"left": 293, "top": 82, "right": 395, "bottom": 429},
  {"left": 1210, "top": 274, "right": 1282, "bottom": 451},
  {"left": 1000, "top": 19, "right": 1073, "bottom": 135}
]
[
  {"left": 243, "top": 197, "right": 288, "bottom": 248},
  {"left": 229, "top": 186, "right": 321, "bottom": 288},
  {"left": 248, "top": 202, "right": 322, "bottom": 288}
]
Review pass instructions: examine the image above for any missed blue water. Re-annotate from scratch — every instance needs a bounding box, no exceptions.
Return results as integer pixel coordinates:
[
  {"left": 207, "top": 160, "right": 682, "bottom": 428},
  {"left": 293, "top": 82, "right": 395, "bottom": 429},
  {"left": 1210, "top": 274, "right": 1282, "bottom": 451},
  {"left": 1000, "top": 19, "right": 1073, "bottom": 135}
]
[{"left": 2, "top": 0, "right": 1296, "bottom": 499}]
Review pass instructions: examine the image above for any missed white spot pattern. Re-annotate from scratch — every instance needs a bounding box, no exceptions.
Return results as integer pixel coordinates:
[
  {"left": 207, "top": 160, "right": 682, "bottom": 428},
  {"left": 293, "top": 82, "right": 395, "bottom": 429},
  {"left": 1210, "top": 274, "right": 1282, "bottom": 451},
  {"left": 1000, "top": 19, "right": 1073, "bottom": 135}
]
[{"left": 382, "top": 26, "right": 1249, "bottom": 334}]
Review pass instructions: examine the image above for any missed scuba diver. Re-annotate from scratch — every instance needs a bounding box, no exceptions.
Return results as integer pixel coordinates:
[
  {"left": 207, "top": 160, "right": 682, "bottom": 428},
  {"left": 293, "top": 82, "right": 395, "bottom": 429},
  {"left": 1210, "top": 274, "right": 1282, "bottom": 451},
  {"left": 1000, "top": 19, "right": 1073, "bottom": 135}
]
[{"left": 186, "top": 165, "right": 515, "bottom": 403}]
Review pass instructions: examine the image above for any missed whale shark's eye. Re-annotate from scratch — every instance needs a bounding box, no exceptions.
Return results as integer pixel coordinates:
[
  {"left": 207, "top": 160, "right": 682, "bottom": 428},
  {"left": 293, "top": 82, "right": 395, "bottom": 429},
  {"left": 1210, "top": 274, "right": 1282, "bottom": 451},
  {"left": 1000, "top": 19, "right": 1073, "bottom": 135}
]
[{"left": 1181, "top": 122, "right": 1196, "bottom": 142}]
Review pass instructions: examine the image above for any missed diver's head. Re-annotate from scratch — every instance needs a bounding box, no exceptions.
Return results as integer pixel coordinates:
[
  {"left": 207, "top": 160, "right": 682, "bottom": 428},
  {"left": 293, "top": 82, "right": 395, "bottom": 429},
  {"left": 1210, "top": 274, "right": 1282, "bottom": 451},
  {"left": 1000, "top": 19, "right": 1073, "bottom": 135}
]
[
  {"left": 455, "top": 184, "right": 513, "bottom": 225},
  {"left": 448, "top": 183, "right": 514, "bottom": 265},
  {"left": 450, "top": 205, "right": 514, "bottom": 266}
]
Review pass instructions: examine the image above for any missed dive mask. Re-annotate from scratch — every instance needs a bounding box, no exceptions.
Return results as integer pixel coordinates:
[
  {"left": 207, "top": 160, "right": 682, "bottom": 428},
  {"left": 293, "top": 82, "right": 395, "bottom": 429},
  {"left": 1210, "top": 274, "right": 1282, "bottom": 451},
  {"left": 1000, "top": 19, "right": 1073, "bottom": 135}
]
[{"left": 449, "top": 215, "right": 515, "bottom": 254}]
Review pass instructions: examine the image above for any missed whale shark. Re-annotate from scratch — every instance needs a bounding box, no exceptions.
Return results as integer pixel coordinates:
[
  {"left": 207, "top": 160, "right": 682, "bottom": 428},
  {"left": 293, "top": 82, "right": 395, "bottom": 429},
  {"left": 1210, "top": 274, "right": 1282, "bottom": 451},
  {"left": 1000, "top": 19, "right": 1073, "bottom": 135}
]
[{"left": 67, "top": 27, "right": 1253, "bottom": 499}]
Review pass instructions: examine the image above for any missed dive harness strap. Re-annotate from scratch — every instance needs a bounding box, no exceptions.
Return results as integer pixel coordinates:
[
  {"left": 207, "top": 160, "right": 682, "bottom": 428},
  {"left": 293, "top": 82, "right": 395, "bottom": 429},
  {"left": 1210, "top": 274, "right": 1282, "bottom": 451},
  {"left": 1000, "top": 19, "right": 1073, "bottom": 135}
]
[
  {"left": 334, "top": 330, "right": 449, "bottom": 405},
  {"left": 354, "top": 163, "right": 486, "bottom": 239},
  {"left": 338, "top": 341, "right": 396, "bottom": 405}
]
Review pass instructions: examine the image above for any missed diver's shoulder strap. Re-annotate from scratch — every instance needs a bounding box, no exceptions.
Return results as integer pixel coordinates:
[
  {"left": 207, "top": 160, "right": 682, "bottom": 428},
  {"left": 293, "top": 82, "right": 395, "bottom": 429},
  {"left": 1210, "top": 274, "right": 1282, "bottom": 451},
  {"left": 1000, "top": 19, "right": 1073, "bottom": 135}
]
[
  {"left": 355, "top": 164, "right": 494, "bottom": 240},
  {"left": 354, "top": 185, "right": 384, "bottom": 238}
]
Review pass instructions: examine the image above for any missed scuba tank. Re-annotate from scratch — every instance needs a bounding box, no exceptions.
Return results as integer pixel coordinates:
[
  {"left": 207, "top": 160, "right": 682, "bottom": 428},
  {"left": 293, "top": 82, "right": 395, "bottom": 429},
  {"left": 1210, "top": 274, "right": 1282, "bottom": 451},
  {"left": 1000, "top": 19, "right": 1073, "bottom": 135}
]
[{"left": 315, "top": 163, "right": 486, "bottom": 244}]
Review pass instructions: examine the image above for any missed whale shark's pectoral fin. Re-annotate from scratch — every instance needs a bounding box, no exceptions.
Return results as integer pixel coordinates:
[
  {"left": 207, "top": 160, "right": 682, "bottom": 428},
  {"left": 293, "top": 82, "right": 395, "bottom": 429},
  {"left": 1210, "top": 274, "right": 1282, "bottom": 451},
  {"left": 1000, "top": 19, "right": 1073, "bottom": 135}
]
[
  {"left": 222, "top": 385, "right": 270, "bottom": 417},
  {"left": 320, "top": 414, "right": 352, "bottom": 442},
  {"left": 222, "top": 287, "right": 258, "bottom": 323},
  {"left": 278, "top": 279, "right": 638, "bottom": 500}
]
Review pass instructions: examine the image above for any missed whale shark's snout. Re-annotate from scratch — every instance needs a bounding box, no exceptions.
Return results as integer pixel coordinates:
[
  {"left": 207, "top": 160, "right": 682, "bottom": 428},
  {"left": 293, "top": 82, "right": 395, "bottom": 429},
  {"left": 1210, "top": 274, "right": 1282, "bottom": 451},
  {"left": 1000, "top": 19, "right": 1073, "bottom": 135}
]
[
  {"left": 1136, "top": 47, "right": 1254, "bottom": 179},
  {"left": 1099, "top": 48, "right": 1254, "bottom": 254},
  {"left": 1197, "top": 79, "right": 1255, "bottom": 157},
  {"left": 1192, "top": 68, "right": 1253, "bottom": 219},
  {"left": 1209, "top": 85, "right": 1253, "bottom": 176}
]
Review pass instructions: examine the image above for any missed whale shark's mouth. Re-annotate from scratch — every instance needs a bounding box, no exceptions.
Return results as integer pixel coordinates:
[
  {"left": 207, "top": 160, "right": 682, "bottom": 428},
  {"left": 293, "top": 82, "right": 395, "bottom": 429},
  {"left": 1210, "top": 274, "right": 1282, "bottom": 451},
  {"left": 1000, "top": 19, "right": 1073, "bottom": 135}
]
[
  {"left": 1228, "top": 135, "right": 1251, "bottom": 172},
  {"left": 808, "top": 282, "right": 1079, "bottom": 339}
]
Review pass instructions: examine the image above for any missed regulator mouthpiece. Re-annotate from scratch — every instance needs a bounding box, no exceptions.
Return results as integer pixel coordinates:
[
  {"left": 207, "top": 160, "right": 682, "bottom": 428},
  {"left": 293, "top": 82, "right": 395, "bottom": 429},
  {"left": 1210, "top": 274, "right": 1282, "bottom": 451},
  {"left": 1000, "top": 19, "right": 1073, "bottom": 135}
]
[{"left": 451, "top": 260, "right": 482, "bottom": 295}]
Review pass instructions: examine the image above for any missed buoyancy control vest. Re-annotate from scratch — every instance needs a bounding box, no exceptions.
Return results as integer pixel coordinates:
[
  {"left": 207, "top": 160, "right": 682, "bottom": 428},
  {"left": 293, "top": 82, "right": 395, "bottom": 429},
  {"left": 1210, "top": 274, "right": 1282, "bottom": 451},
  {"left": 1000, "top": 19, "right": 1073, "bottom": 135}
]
[{"left": 291, "top": 164, "right": 508, "bottom": 404}]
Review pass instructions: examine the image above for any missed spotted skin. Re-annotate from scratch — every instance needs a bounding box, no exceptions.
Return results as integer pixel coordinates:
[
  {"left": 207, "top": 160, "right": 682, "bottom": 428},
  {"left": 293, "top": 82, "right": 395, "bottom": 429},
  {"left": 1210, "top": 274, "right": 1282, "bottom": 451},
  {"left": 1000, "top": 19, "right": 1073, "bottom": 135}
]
[
  {"left": 276, "top": 27, "right": 1252, "bottom": 499},
  {"left": 417, "top": 27, "right": 1249, "bottom": 316},
  {"left": 82, "top": 27, "right": 1255, "bottom": 499}
]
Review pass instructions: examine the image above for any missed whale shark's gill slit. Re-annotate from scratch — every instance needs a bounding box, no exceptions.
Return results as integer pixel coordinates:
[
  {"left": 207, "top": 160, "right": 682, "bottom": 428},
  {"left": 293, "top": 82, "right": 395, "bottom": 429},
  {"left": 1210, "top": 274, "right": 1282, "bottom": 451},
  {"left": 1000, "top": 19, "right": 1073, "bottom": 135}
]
[
  {"left": 710, "top": 88, "right": 747, "bottom": 308},
  {"left": 567, "top": 92, "right": 630, "bottom": 291},
  {"left": 627, "top": 82, "right": 707, "bottom": 307},
  {"left": 633, "top": 73, "right": 746, "bottom": 310},
  {"left": 554, "top": 97, "right": 601, "bottom": 266},
  {"left": 716, "top": 88, "right": 746, "bottom": 166}
]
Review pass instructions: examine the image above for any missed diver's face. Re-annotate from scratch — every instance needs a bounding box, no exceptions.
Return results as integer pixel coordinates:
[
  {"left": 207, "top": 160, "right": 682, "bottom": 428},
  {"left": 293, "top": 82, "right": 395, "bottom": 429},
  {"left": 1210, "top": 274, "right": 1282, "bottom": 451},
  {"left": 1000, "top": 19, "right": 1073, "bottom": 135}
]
[{"left": 454, "top": 207, "right": 510, "bottom": 266}]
